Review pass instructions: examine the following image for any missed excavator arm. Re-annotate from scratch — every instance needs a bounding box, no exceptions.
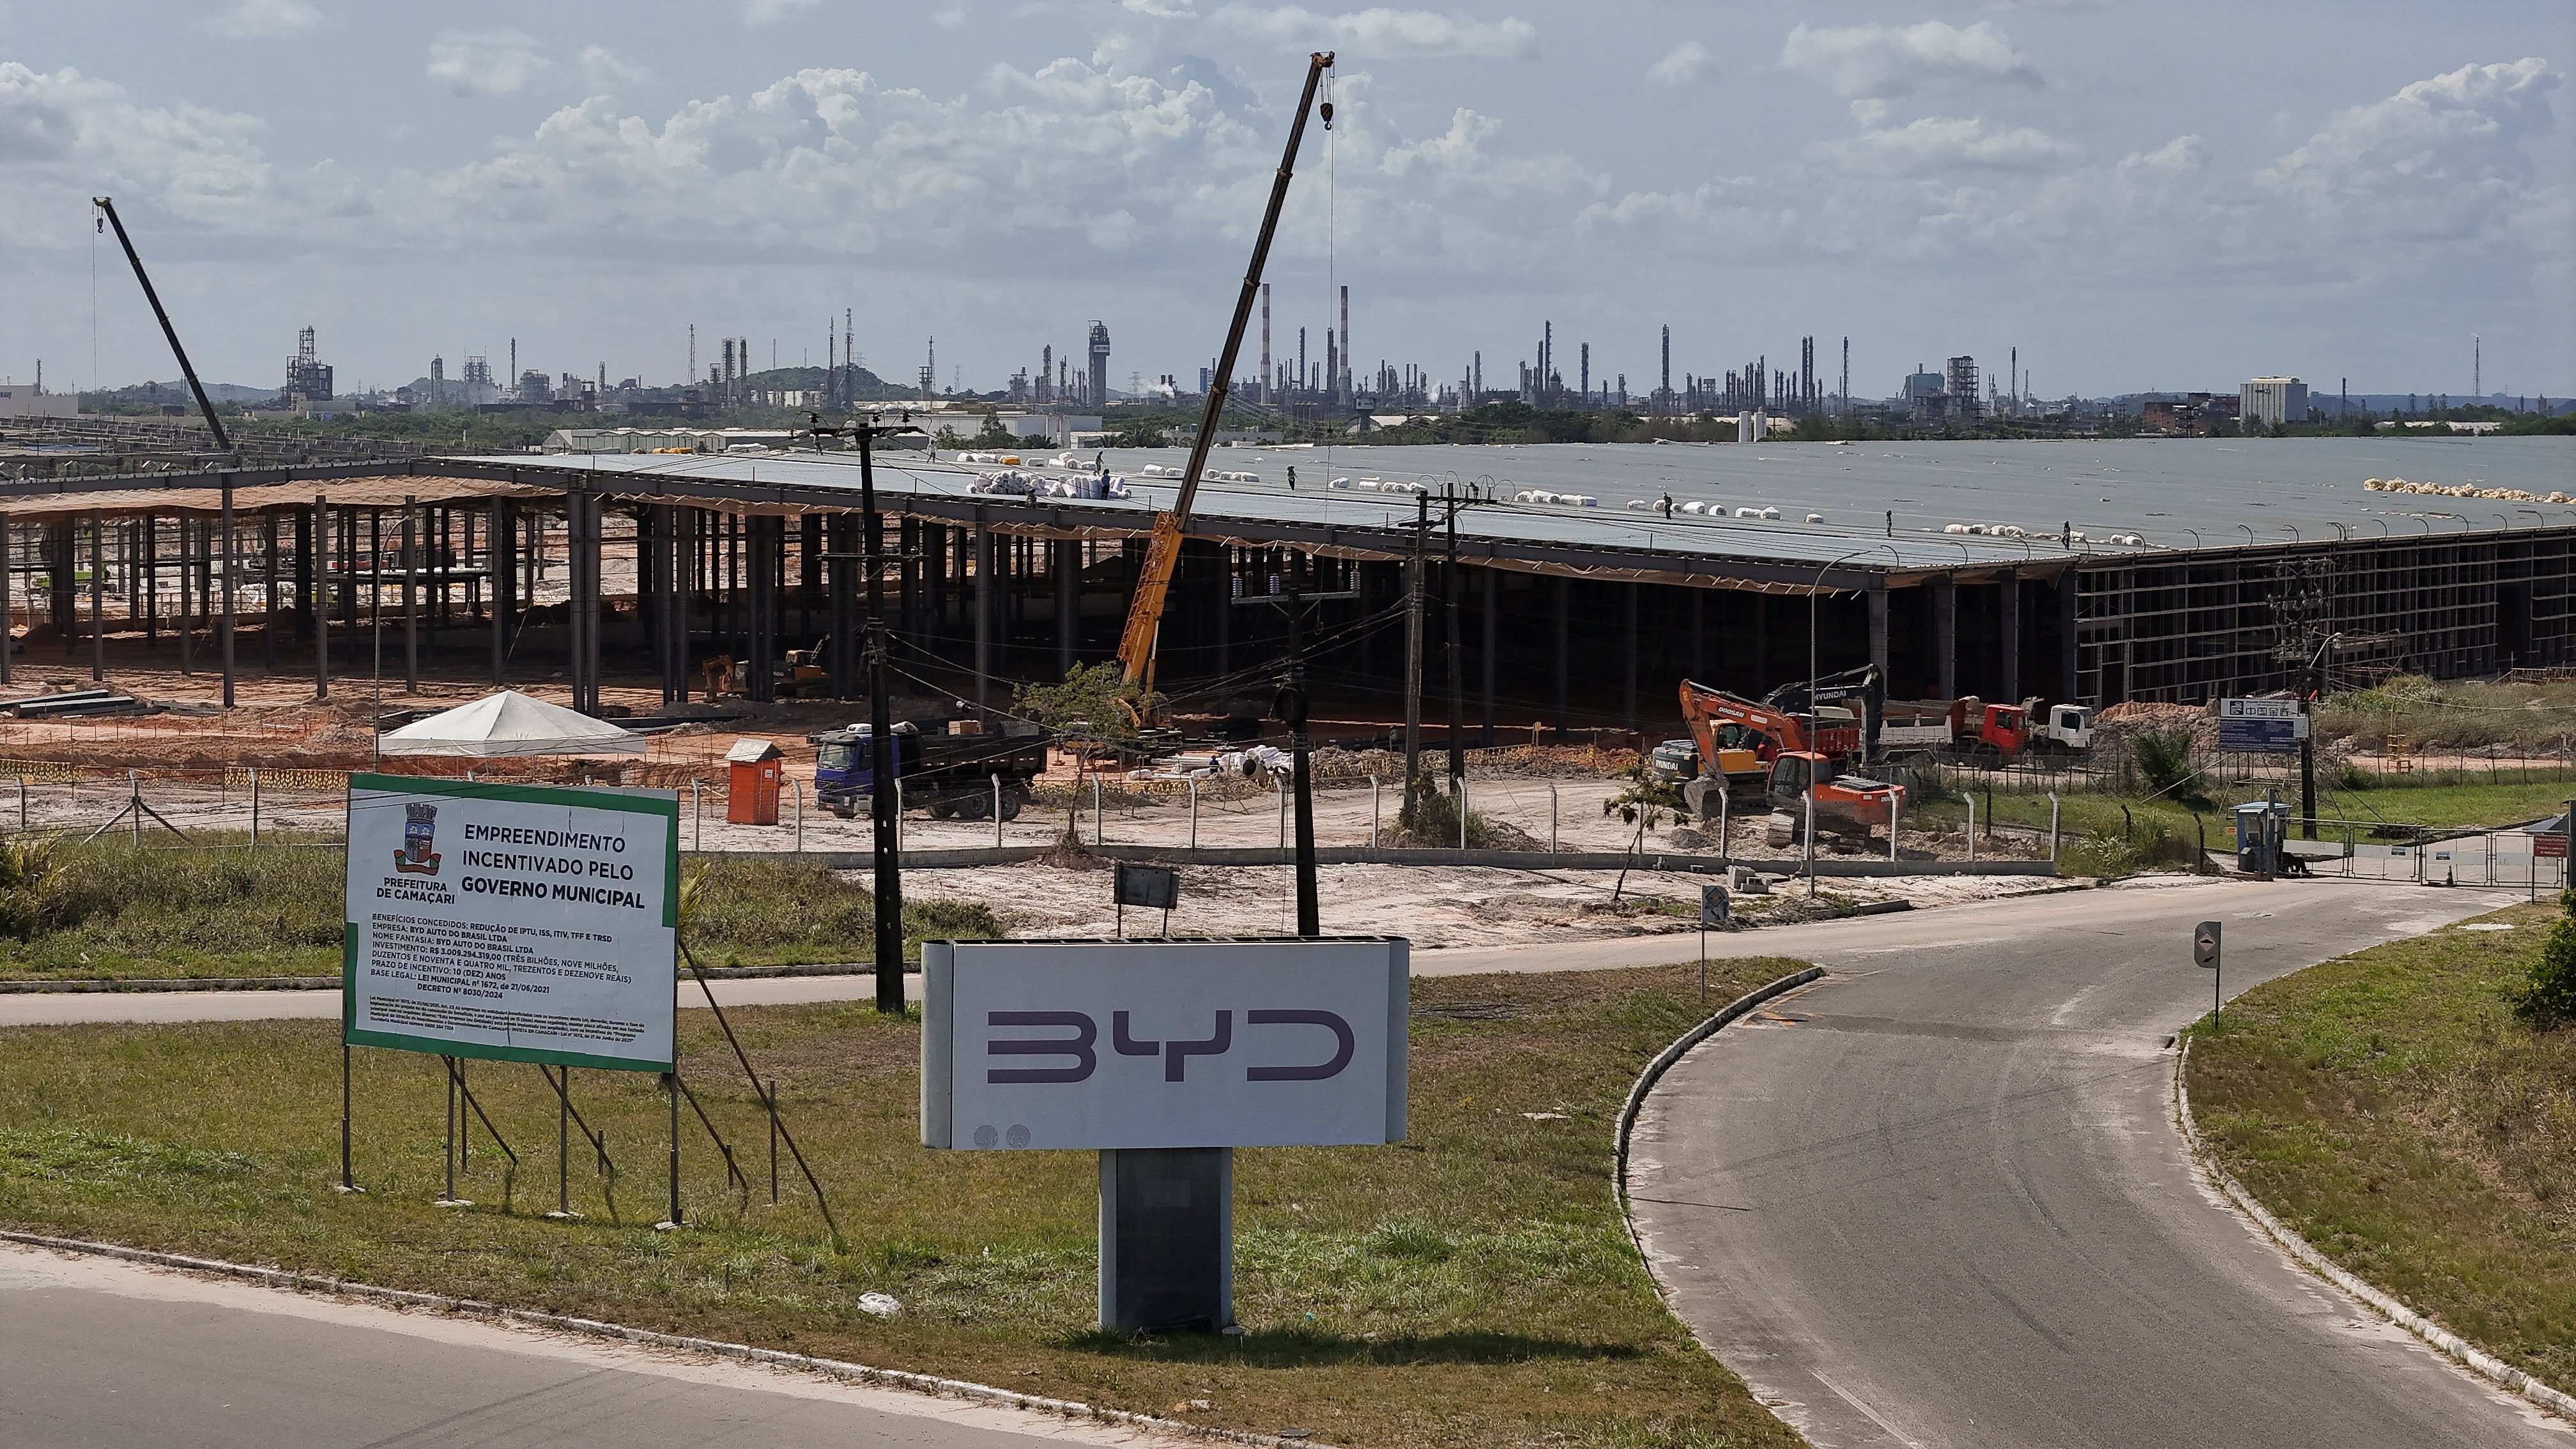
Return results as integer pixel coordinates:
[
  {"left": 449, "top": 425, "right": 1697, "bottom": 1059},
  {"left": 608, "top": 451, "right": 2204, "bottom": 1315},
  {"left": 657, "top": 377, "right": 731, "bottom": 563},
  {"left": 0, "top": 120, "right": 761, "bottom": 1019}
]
[
  {"left": 1678, "top": 679, "right": 1806, "bottom": 778},
  {"left": 1116, "top": 51, "right": 1335, "bottom": 700}
]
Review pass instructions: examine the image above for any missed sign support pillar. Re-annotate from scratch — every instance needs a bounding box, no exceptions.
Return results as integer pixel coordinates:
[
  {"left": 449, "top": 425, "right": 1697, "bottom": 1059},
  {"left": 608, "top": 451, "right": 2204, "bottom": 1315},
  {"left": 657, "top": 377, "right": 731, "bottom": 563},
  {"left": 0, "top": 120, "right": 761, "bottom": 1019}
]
[{"left": 1099, "top": 1146, "right": 1233, "bottom": 1333}]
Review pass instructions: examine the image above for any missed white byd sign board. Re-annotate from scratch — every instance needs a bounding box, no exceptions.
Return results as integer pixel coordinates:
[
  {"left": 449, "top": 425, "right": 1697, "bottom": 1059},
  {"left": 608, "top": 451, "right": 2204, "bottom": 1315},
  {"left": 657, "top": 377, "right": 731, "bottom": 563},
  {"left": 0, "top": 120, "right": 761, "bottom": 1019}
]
[
  {"left": 921, "top": 939, "right": 1407, "bottom": 1151},
  {"left": 344, "top": 774, "right": 680, "bottom": 1073}
]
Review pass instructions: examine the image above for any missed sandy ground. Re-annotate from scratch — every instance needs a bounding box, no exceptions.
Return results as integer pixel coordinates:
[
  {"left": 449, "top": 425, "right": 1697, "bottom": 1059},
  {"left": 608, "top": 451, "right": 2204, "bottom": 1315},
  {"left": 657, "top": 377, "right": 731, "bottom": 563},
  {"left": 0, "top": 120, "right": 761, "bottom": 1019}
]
[
  {"left": 8, "top": 767, "right": 2047, "bottom": 861},
  {"left": 906, "top": 861, "right": 2071, "bottom": 951}
]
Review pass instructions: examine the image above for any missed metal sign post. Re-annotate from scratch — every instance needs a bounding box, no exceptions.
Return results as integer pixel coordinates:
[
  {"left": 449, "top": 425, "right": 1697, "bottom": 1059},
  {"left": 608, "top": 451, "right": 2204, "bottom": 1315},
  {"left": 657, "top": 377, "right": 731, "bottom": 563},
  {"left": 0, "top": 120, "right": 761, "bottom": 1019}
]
[
  {"left": 1114, "top": 861, "right": 1181, "bottom": 939},
  {"left": 1698, "top": 884, "right": 1730, "bottom": 1004},
  {"left": 2193, "top": 919, "right": 2223, "bottom": 1020}
]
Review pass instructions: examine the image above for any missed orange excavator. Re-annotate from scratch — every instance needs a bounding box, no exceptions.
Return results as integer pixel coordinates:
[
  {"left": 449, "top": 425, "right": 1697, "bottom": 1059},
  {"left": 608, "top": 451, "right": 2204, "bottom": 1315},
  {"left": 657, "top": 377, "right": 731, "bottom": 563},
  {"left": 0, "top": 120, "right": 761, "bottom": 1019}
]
[
  {"left": 1679, "top": 666, "right": 1904, "bottom": 848},
  {"left": 1676, "top": 664, "right": 1882, "bottom": 778},
  {"left": 1115, "top": 52, "right": 1334, "bottom": 707}
]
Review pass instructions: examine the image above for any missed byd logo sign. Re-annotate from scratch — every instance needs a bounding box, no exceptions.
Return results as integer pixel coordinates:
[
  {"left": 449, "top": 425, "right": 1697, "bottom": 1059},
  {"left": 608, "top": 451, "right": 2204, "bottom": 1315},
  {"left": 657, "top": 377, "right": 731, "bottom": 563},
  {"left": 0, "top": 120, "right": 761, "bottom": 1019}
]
[
  {"left": 922, "top": 940, "right": 1409, "bottom": 1151},
  {"left": 985, "top": 1008, "right": 1356, "bottom": 1084}
]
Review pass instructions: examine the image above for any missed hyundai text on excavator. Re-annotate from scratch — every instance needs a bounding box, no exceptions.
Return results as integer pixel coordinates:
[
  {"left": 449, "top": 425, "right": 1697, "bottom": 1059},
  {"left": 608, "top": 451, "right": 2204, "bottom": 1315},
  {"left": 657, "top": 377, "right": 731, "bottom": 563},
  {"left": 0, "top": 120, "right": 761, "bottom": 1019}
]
[{"left": 1111, "top": 52, "right": 1334, "bottom": 712}]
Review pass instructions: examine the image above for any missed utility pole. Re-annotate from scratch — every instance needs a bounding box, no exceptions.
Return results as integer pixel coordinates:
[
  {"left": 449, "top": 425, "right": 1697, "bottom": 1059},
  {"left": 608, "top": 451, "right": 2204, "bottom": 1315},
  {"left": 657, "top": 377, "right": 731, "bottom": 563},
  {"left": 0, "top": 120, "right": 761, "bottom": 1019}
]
[
  {"left": 1402, "top": 493, "right": 1428, "bottom": 821},
  {"left": 1445, "top": 493, "right": 1464, "bottom": 793},
  {"left": 791, "top": 409, "right": 920, "bottom": 1013},
  {"left": 1281, "top": 609, "right": 1319, "bottom": 936},
  {"left": 860, "top": 422, "right": 907, "bottom": 1012}
]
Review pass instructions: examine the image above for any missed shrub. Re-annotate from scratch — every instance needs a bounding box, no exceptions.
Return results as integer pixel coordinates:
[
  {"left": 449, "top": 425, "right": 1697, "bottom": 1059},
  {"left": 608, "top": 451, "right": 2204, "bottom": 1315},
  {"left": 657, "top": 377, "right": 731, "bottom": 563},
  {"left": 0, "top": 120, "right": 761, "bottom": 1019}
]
[
  {"left": 2510, "top": 887, "right": 2576, "bottom": 1029},
  {"left": 2133, "top": 728, "right": 2205, "bottom": 804}
]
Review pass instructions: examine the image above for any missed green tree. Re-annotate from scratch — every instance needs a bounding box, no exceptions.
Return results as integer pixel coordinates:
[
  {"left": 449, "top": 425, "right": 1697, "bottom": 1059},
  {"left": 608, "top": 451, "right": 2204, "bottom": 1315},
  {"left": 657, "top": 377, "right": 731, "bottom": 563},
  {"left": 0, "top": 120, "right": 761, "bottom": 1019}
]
[
  {"left": 2511, "top": 887, "right": 2576, "bottom": 1029},
  {"left": 1106, "top": 420, "right": 1170, "bottom": 448},
  {"left": 1012, "top": 662, "right": 1157, "bottom": 748}
]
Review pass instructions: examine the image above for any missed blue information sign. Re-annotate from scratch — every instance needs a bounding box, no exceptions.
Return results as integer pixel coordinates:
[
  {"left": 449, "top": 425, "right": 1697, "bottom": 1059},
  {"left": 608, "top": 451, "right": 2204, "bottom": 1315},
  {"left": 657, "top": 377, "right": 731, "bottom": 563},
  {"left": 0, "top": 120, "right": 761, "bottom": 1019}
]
[{"left": 2216, "top": 698, "right": 2304, "bottom": 754}]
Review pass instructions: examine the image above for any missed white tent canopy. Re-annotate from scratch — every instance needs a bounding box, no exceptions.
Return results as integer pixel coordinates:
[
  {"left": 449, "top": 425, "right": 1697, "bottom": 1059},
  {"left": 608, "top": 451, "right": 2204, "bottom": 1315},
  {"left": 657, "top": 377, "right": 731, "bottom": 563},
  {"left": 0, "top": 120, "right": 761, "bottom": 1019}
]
[{"left": 376, "top": 690, "right": 645, "bottom": 758}]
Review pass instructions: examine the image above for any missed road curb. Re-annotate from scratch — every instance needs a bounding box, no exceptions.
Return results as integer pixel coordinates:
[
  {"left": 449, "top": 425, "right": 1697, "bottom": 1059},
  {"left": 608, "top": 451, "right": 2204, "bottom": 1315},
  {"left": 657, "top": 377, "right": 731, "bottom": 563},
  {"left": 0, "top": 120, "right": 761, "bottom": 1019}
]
[
  {"left": 2172, "top": 1038, "right": 2575, "bottom": 1424},
  {"left": 0, "top": 962, "right": 893, "bottom": 995},
  {"left": 0, "top": 1230, "right": 1326, "bottom": 1449},
  {"left": 1613, "top": 966, "right": 1825, "bottom": 1222}
]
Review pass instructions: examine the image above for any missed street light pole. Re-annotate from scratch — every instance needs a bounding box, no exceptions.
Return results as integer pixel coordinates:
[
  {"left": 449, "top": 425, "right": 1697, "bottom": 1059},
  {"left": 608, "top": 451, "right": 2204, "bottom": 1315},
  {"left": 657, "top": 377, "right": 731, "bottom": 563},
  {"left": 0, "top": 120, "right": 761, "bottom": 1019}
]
[{"left": 1806, "top": 544, "right": 1900, "bottom": 893}]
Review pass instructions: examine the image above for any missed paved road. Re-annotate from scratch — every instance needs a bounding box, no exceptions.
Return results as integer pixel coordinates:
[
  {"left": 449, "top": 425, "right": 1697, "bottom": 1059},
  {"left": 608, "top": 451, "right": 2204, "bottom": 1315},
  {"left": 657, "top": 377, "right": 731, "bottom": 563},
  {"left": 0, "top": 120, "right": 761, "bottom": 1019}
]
[
  {"left": 0, "top": 1241, "right": 1170, "bottom": 1449},
  {"left": 1631, "top": 878, "right": 2566, "bottom": 1448},
  {"left": 0, "top": 880, "right": 2301, "bottom": 1028}
]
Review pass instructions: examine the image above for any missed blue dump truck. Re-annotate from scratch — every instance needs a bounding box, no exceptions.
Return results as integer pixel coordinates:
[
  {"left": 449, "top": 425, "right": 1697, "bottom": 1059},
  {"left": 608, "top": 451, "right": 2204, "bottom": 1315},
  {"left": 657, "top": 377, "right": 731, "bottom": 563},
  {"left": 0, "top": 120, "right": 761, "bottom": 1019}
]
[{"left": 811, "top": 721, "right": 1049, "bottom": 821}]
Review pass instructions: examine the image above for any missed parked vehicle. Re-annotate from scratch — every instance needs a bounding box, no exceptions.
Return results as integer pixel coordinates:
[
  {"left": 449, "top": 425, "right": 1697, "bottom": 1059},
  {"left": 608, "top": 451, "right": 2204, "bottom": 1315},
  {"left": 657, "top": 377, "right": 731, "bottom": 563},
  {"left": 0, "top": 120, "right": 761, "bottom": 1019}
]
[
  {"left": 811, "top": 721, "right": 1048, "bottom": 820},
  {"left": 1878, "top": 697, "right": 2097, "bottom": 760}
]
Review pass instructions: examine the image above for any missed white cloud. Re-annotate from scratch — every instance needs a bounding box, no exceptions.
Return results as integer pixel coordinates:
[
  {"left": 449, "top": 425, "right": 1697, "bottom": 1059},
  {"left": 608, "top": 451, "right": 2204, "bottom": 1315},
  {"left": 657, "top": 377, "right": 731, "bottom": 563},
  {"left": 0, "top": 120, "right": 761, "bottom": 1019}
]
[
  {"left": 742, "top": 0, "right": 822, "bottom": 25},
  {"left": 1780, "top": 21, "right": 2037, "bottom": 98},
  {"left": 426, "top": 31, "right": 551, "bottom": 98},
  {"left": 1211, "top": 7, "right": 1538, "bottom": 61},
  {"left": 579, "top": 46, "right": 656, "bottom": 92},
  {"left": 1645, "top": 41, "right": 1711, "bottom": 89},
  {"left": 203, "top": 0, "right": 325, "bottom": 40},
  {"left": 1815, "top": 116, "right": 2079, "bottom": 173},
  {"left": 2257, "top": 58, "right": 2562, "bottom": 249},
  {"left": 931, "top": 6, "right": 969, "bottom": 31},
  {"left": 0, "top": 63, "right": 276, "bottom": 240}
]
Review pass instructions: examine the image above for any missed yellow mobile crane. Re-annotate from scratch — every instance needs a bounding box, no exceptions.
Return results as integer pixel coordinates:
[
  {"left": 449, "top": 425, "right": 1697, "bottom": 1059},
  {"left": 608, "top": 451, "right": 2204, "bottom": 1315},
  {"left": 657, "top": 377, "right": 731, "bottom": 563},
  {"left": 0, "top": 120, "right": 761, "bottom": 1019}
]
[{"left": 1114, "top": 50, "right": 1334, "bottom": 705}]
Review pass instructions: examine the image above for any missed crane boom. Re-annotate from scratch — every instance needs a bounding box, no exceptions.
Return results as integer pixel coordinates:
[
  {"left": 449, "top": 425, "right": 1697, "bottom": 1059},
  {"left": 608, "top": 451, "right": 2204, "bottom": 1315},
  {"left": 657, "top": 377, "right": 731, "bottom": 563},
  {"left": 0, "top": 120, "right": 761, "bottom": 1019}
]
[
  {"left": 92, "top": 197, "right": 231, "bottom": 453},
  {"left": 1116, "top": 50, "right": 1334, "bottom": 697}
]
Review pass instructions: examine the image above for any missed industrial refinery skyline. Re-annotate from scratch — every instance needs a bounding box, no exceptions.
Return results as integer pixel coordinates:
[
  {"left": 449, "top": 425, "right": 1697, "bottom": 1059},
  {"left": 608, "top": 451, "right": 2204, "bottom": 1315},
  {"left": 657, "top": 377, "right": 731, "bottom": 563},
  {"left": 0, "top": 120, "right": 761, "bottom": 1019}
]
[{"left": 0, "top": 3, "right": 2568, "bottom": 401}]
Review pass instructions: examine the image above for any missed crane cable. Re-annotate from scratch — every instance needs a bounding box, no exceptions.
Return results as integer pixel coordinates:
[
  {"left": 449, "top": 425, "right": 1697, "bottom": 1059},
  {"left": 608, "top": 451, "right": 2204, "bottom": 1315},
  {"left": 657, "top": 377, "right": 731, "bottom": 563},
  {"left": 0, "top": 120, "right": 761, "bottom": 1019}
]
[{"left": 1322, "top": 65, "right": 1337, "bottom": 484}]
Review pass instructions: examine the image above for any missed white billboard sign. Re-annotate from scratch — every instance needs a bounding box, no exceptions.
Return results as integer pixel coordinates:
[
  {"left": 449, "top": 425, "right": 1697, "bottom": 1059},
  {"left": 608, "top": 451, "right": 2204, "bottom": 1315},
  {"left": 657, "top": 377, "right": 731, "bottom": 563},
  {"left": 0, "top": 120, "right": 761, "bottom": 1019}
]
[
  {"left": 344, "top": 774, "right": 680, "bottom": 1073},
  {"left": 921, "top": 939, "right": 1407, "bottom": 1151}
]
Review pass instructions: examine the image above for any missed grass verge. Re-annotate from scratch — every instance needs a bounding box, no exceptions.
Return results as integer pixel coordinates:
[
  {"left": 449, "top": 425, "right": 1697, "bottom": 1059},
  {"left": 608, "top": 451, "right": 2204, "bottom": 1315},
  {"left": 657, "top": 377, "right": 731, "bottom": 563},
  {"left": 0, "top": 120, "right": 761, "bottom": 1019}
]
[
  {"left": 0, "top": 849, "right": 999, "bottom": 981},
  {"left": 2184, "top": 903, "right": 2575, "bottom": 1396},
  {"left": 0, "top": 960, "right": 1806, "bottom": 1448},
  {"left": 1907, "top": 774, "right": 2576, "bottom": 879}
]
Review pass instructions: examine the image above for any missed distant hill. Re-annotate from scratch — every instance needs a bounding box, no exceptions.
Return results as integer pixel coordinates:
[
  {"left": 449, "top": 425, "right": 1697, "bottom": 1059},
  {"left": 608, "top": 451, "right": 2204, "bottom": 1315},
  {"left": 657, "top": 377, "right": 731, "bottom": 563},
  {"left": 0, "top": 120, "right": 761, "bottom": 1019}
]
[{"left": 737, "top": 365, "right": 916, "bottom": 401}]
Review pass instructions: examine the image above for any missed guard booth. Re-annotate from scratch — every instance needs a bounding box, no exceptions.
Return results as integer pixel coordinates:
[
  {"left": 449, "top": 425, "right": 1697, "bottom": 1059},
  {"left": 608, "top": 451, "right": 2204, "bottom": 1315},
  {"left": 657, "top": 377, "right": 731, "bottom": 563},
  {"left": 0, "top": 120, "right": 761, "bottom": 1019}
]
[
  {"left": 2234, "top": 801, "right": 2296, "bottom": 877},
  {"left": 726, "top": 738, "right": 785, "bottom": 825}
]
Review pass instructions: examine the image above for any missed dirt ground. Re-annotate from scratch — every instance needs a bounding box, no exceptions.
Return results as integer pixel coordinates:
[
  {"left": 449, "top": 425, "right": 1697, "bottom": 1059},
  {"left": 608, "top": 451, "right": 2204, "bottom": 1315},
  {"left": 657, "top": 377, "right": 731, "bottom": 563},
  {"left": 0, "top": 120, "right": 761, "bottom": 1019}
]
[
  {"left": 909, "top": 860, "right": 2068, "bottom": 950},
  {"left": 0, "top": 629, "right": 2059, "bottom": 952}
]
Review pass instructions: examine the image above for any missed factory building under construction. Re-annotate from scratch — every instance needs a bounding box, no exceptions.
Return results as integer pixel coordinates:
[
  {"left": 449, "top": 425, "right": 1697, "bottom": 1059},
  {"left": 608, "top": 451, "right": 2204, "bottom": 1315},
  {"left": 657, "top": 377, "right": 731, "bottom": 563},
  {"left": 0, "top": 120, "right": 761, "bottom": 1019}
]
[{"left": 0, "top": 438, "right": 2566, "bottom": 729}]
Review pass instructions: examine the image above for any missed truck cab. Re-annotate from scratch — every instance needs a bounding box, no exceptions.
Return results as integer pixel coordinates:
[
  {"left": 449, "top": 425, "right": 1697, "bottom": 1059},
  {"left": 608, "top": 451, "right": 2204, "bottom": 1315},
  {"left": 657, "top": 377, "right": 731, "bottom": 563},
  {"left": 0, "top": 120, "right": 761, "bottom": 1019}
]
[
  {"left": 1977, "top": 703, "right": 2030, "bottom": 758},
  {"left": 813, "top": 722, "right": 915, "bottom": 814},
  {"left": 2043, "top": 703, "right": 2094, "bottom": 750}
]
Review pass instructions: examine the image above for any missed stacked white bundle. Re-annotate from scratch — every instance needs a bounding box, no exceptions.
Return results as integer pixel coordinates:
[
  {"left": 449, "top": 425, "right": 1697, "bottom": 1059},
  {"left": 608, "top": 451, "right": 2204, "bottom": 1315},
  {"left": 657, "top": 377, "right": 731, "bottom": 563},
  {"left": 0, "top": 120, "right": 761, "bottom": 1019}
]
[
  {"left": 2365, "top": 477, "right": 2568, "bottom": 503},
  {"left": 970, "top": 470, "right": 1038, "bottom": 496}
]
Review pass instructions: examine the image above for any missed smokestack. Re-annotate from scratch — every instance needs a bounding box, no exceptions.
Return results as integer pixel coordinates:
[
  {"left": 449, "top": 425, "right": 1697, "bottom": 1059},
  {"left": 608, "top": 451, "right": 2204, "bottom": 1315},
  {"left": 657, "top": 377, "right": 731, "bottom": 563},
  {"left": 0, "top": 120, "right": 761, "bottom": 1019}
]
[
  {"left": 1580, "top": 342, "right": 1590, "bottom": 404},
  {"left": 1338, "top": 285, "right": 1350, "bottom": 404},
  {"left": 1841, "top": 336, "right": 1850, "bottom": 416},
  {"left": 1261, "top": 284, "right": 1272, "bottom": 405},
  {"left": 1660, "top": 325, "right": 1671, "bottom": 411}
]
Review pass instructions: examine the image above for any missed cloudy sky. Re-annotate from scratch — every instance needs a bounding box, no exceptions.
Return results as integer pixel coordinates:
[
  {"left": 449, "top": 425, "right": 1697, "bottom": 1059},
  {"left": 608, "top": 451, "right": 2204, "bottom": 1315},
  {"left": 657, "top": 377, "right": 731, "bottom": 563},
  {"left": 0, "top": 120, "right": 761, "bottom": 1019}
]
[{"left": 1, "top": 1, "right": 2569, "bottom": 402}]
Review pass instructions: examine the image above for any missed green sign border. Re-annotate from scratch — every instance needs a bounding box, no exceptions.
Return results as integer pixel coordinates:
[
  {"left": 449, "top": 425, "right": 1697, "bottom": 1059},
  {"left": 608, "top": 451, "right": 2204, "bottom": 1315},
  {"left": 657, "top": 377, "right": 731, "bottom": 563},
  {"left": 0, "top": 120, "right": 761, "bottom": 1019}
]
[{"left": 344, "top": 774, "right": 681, "bottom": 1073}]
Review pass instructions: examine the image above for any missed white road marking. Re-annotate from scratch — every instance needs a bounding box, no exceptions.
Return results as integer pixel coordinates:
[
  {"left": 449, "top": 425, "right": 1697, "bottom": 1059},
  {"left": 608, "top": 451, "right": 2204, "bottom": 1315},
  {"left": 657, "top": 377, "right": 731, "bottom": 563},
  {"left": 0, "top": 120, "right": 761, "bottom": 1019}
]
[{"left": 1811, "top": 1369, "right": 1928, "bottom": 1449}]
